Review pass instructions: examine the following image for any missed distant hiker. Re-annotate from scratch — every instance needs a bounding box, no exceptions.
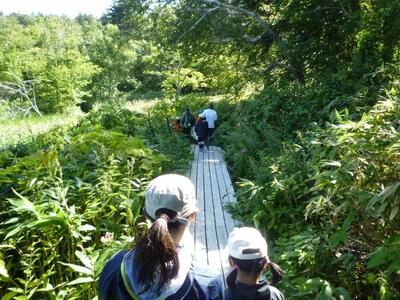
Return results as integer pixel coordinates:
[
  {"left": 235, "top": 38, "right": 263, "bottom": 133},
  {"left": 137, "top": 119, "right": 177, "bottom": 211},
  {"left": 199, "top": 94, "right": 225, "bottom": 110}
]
[
  {"left": 199, "top": 103, "right": 217, "bottom": 149},
  {"left": 195, "top": 116, "right": 208, "bottom": 151},
  {"left": 225, "top": 227, "right": 285, "bottom": 300},
  {"left": 180, "top": 107, "right": 195, "bottom": 138},
  {"left": 172, "top": 117, "right": 181, "bottom": 134},
  {"left": 99, "top": 174, "right": 224, "bottom": 300}
]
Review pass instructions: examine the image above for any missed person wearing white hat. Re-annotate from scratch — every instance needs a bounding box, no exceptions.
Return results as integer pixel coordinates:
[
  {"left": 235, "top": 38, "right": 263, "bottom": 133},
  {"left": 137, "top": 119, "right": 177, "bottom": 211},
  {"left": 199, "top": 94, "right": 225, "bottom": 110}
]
[
  {"left": 225, "top": 227, "right": 285, "bottom": 300},
  {"left": 99, "top": 174, "right": 223, "bottom": 300}
]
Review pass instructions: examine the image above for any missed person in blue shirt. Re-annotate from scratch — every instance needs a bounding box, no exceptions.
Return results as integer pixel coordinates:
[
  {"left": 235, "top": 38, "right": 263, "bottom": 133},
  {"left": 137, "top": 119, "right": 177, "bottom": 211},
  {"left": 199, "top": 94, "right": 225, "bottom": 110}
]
[
  {"left": 225, "top": 227, "right": 285, "bottom": 300},
  {"left": 98, "top": 174, "right": 223, "bottom": 300}
]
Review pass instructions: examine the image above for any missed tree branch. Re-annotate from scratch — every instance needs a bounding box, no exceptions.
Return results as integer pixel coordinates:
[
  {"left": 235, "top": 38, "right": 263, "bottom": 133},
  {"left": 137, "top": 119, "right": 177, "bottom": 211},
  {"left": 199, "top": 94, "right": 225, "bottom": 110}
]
[
  {"left": 200, "top": 0, "right": 282, "bottom": 44},
  {"left": 263, "top": 61, "right": 305, "bottom": 84},
  {"left": 0, "top": 74, "right": 43, "bottom": 117},
  {"left": 175, "top": 7, "right": 219, "bottom": 44}
]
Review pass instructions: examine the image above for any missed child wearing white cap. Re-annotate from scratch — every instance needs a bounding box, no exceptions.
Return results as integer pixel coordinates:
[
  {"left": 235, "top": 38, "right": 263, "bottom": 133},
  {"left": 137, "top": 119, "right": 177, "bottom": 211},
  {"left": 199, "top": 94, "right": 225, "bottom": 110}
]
[
  {"left": 225, "top": 227, "right": 285, "bottom": 300},
  {"left": 99, "top": 174, "right": 223, "bottom": 300}
]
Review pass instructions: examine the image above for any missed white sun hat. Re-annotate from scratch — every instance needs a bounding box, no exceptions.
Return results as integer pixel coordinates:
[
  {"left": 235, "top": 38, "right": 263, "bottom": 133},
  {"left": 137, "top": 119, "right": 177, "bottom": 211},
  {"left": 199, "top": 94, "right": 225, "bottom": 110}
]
[
  {"left": 226, "top": 227, "right": 269, "bottom": 260},
  {"left": 145, "top": 174, "right": 199, "bottom": 224}
]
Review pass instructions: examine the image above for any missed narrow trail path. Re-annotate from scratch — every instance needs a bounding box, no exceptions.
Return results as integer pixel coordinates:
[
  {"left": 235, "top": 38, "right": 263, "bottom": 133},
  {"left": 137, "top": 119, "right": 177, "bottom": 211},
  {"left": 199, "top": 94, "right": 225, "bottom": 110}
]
[{"left": 188, "top": 145, "right": 238, "bottom": 287}]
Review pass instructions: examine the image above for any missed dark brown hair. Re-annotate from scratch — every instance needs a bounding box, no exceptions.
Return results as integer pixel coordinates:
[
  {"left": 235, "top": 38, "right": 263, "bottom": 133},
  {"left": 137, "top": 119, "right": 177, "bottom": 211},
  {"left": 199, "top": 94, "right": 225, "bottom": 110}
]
[
  {"left": 134, "top": 209, "right": 180, "bottom": 292},
  {"left": 227, "top": 256, "right": 284, "bottom": 287}
]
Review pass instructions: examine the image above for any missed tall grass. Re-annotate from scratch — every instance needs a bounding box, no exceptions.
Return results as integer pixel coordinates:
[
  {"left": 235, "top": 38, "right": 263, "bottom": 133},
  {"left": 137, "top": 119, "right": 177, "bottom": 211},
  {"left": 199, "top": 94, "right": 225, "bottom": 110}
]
[{"left": 0, "top": 107, "right": 83, "bottom": 149}]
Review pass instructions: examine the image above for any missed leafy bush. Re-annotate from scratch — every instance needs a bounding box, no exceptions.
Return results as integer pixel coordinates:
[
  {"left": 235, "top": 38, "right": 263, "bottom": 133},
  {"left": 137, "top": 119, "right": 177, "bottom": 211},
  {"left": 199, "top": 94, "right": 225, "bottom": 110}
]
[
  {"left": 0, "top": 123, "right": 173, "bottom": 298},
  {"left": 220, "top": 90, "right": 400, "bottom": 298},
  {"left": 162, "top": 68, "right": 208, "bottom": 96},
  {"left": 0, "top": 96, "right": 199, "bottom": 298}
]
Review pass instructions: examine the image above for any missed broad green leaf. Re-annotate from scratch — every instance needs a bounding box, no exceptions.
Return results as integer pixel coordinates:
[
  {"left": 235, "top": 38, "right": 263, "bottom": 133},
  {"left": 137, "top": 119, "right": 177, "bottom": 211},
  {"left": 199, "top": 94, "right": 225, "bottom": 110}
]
[
  {"left": 58, "top": 262, "right": 92, "bottom": 275},
  {"left": 0, "top": 258, "right": 9, "bottom": 278},
  {"left": 389, "top": 206, "right": 398, "bottom": 221},
  {"left": 375, "top": 182, "right": 400, "bottom": 202},
  {"left": 321, "top": 161, "right": 341, "bottom": 168},
  {"left": 7, "top": 190, "right": 36, "bottom": 215},
  {"left": 317, "top": 285, "right": 332, "bottom": 300},
  {"left": 330, "top": 230, "right": 346, "bottom": 248},
  {"left": 66, "top": 277, "right": 94, "bottom": 286},
  {"left": 342, "top": 211, "right": 355, "bottom": 232},
  {"left": 1, "top": 292, "right": 18, "bottom": 300},
  {"left": 5, "top": 225, "right": 23, "bottom": 240},
  {"left": 79, "top": 224, "right": 96, "bottom": 232},
  {"left": 335, "top": 110, "right": 342, "bottom": 122},
  {"left": 0, "top": 217, "right": 19, "bottom": 225},
  {"left": 28, "top": 178, "right": 37, "bottom": 189},
  {"left": 367, "top": 247, "right": 388, "bottom": 268},
  {"left": 305, "top": 278, "right": 325, "bottom": 289},
  {"left": 0, "top": 244, "right": 14, "bottom": 249},
  {"left": 75, "top": 250, "right": 92, "bottom": 270},
  {"left": 335, "top": 287, "right": 351, "bottom": 299},
  {"left": 28, "top": 217, "right": 66, "bottom": 229}
]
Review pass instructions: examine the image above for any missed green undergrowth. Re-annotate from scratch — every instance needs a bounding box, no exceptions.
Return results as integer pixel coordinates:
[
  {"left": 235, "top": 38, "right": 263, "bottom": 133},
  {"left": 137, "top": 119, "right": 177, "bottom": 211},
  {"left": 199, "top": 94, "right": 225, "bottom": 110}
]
[
  {"left": 0, "top": 95, "right": 206, "bottom": 299},
  {"left": 0, "top": 107, "right": 83, "bottom": 149},
  {"left": 217, "top": 86, "right": 400, "bottom": 299}
]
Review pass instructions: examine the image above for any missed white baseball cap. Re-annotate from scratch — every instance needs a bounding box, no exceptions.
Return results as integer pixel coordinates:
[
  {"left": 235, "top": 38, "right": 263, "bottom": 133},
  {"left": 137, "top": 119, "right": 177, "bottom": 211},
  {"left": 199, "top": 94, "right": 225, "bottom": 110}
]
[
  {"left": 145, "top": 174, "right": 199, "bottom": 224},
  {"left": 226, "top": 227, "right": 269, "bottom": 260}
]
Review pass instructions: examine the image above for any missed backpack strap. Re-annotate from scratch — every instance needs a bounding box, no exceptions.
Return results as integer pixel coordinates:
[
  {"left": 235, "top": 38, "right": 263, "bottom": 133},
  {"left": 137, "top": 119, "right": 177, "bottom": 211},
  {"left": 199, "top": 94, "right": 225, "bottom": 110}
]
[
  {"left": 120, "top": 258, "right": 193, "bottom": 300},
  {"left": 120, "top": 259, "right": 141, "bottom": 300}
]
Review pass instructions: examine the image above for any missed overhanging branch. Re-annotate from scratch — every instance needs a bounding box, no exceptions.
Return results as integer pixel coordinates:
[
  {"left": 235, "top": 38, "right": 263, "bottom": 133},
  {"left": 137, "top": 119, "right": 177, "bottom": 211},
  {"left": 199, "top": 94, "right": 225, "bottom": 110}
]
[
  {"left": 200, "top": 0, "right": 282, "bottom": 44},
  {"left": 263, "top": 61, "right": 305, "bottom": 84},
  {"left": 175, "top": 7, "right": 219, "bottom": 44}
]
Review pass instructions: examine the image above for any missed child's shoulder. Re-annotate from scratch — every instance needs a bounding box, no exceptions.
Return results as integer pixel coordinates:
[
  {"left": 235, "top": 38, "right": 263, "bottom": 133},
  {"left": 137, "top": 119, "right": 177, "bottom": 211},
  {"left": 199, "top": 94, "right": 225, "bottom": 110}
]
[{"left": 268, "top": 285, "right": 285, "bottom": 300}]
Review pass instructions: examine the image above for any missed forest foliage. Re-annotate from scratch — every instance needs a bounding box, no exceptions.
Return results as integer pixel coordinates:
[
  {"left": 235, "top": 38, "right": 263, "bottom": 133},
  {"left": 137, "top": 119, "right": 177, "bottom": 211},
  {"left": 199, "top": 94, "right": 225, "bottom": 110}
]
[{"left": 1, "top": 0, "right": 400, "bottom": 299}]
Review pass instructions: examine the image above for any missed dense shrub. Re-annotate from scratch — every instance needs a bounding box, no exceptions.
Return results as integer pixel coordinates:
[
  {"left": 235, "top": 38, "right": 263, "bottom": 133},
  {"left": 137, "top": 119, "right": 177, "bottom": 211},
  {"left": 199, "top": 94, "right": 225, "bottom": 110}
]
[
  {"left": 221, "top": 92, "right": 400, "bottom": 298},
  {"left": 0, "top": 97, "right": 198, "bottom": 298}
]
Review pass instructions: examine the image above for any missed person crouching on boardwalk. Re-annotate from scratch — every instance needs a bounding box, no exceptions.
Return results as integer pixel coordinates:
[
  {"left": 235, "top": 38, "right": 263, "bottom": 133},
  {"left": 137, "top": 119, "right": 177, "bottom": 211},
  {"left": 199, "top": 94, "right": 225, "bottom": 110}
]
[
  {"left": 99, "top": 174, "right": 224, "bottom": 300},
  {"left": 225, "top": 227, "right": 285, "bottom": 300}
]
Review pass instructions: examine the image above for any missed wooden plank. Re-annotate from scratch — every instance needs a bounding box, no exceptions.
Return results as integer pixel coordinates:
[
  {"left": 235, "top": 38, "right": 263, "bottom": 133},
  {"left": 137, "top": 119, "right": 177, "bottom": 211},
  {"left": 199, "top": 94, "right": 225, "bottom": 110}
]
[
  {"left": 209, "top": 148, "right": 236, "bottom": 236},
  {"left": 188, "top": 145, "right": 198, "bottom": 249},
  {"left": 193, "top": 145, "right": 208, "bottom": 266},
  {"left": 214, "top": 148, "right": 238, "bottom": 227},
  {"left": 189, "top": 145, "right": 238, "bottom": 286},
  {"left": 202, "top": 150, "right": 221, "bottom": 286},
  {"left": 207, "top": 146, "right": 230, "bottom": 287},
  {"left": 203, "top": 147, "right": 220, "bottom": 268},
  {"left": 215, "top": 147, "right": 237, "bottom": 203}
]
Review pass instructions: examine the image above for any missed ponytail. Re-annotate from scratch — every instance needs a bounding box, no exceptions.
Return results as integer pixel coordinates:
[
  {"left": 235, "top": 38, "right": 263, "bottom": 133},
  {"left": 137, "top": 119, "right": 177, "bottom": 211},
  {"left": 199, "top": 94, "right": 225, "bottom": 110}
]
[
  {"left": 230, "top": 256, "right": 284, "bottom": 286},
  {"left": 134, "top": 210, "right": 179, "bottom": 292},
  {"left": 226, "top": 267, "right": 238, "bottom": 289},
  {"left": 268, "top": 260, "right": 284, "bottom": 285}
]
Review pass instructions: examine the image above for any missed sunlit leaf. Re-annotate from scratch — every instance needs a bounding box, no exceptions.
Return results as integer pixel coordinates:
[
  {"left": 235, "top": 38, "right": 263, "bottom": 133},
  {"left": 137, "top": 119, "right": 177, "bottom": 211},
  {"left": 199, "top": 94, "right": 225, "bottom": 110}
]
[
  {"left": 0, "top": 258, "right": 9, "bottom": 278},
  {"left": 79, "top": 224, "right": 96, "bottom": 232},
  {"left": 321, "top": 161, "right": 342, "bottom": 168},
  {"left": 58, "top": 262, "right": 92, "bottom": 275},
  {"left": 75, "top": 250, "right": 92, "bottom": 270},
  {"left": 4, "top": 225, "right": 23, "bottom": 240},
  {"left": 7, "top": 189, "right": 36, "bottom": 215},
  {"left": 28, "top": 217, "right": 66, "bottom": 229},
  {"left": 65, "top": 277, "right": 94, "bottom": 286},
  {"left": 1, "top": 292, "right": 18, "bottom": 300},
  {"left": 317, "top": 284, "right": 332, "bottom": 300},
  {"left": 389, "top": 206, "right": 398, "bottom": 221}
]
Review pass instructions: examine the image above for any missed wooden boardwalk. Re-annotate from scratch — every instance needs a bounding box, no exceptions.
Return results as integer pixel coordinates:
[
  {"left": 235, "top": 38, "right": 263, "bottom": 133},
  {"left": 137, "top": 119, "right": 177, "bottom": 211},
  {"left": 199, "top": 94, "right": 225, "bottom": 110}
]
[{"left": 188, "top": 145, "right": 238, "bottom": 287}]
